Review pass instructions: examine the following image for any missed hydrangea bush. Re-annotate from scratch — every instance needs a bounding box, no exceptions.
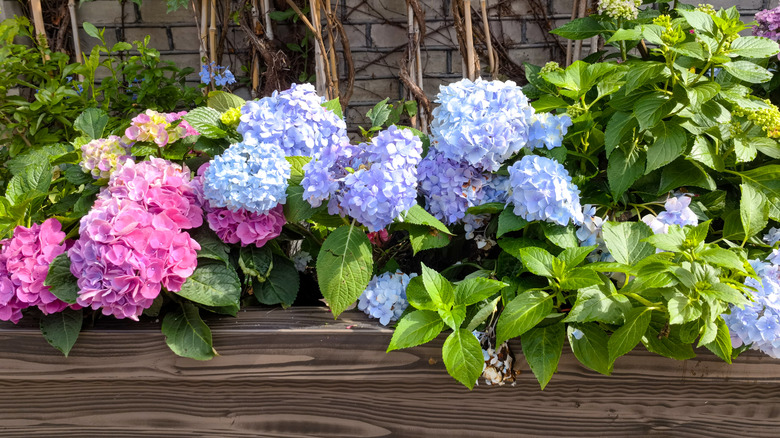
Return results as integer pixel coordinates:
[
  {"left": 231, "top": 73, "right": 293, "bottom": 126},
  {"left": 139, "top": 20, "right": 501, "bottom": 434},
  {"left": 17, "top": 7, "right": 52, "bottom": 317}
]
[{"left": 2, "top": 2, "right": 780, "bottom": 391}]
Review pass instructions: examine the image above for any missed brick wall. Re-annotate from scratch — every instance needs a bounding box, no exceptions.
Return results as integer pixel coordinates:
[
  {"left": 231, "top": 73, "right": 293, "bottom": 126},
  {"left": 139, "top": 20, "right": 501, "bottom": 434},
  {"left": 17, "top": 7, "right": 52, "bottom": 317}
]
[{"left": 2, "top": 0, "right": 778, "bottom": 127}]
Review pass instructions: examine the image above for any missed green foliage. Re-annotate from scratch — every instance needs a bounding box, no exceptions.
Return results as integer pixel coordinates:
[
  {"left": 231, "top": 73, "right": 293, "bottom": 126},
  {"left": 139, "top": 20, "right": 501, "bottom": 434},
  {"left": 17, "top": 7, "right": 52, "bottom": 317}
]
[
  {"left": 161, "top": 301, "right": 215, "bottom": 360},
  {"left": 317, "top": 223, "right": 374, "bottom": 317},
  {"left": 40, "top": 308, "right": 83, "bottom": 356}
]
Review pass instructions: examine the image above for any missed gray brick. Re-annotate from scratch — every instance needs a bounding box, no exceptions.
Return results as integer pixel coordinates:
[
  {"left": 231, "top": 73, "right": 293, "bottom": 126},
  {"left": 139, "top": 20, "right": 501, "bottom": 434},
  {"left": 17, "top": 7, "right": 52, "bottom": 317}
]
[
  {"left": 491, "top": 18, "right": 523, "bottom": 46},
  {"left": 420, "top": 50, "right": 448, "bottom": 74},
  {"left": 552, "top": 0, "right": 576, "bottom": 16},
  {"left": 709, "top": 0, "right": 762, "bottom": 11},
  {"left": 507, "top": 46, "right": 558, "bottom": 67},
  {"left": 78, "top": 28, "right": 118, "bottom": 53},
  {"left": 0, "top": 0, "right": 25, "bottom": 22},
  {"left": 171, "top": 26, "right": 201, "bottom": 51},
  {"left": 346, "top": 104, "right": 373, "bottom": 128},
  {"left": 344, "top": 24, "right": 370, "bottom": 49},
  {"left": 77, "top": 0, "right": 125, "bottom": 26},
  {"left": 165, "top": 53, "right": 202, "bottom": 79},
  {"left": 525, "top": 19, "right": 553, "bottom": 45},
  {"left": 123, "top": 27, "right": 170, "bottom": 50},
  {"left": 353, "top": 51, "right": 402, "bottom": 78},
  {"left": 139, "top": 0, "right": 194, "bottom": 23},
  {"left": 344, "top": 0, "right": 407, "bottom": 21},
  {"left": 424, "top": 25, "right": 458, "bottom": 47},
  {"left": 351, "top": 77, "right": 400, "bottom": 101},
  {"left": 371, "top": 23, "right": 406, "bottom": 48},
  {"left": 487, "top": 0, "right": 535, "bottom": 16}
]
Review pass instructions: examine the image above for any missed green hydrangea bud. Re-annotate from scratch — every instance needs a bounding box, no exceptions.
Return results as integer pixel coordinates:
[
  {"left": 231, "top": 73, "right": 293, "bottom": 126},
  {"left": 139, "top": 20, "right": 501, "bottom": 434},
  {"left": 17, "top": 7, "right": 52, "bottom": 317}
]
[
  {"left": 540, "top": 61, "right": 564, "bottom": 75},
  {"left": 220, "top": 107, "right": 241, "bottom": 128}
]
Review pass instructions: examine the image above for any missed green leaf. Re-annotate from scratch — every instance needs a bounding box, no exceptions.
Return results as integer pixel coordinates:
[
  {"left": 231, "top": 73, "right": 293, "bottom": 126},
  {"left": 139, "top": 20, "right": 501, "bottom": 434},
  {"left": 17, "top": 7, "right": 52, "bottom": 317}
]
[
  {"left": 284, "top": 184, "right": 318, "bottom": 223},
  {"left": 623, "top": 62, "right": 668, "bottom": 95},
  {"left": 254, "top": 255, "right": 299, "bottom": 308},
  {"left": 740, "top": 183, "right": 769, "bottom": 240},
  {"left": 387, "top": 310, "right": 444, "bottom": 351},
  {"left": 677, "top": 9, "right": 715, "bottom": 34},
  {"left": 421, "top": 263, "right": 454, "bottom": 306},
  {"left": 541, "top": 223, "right": 579, "bottom": 249},
  {"left": 658, "top": 159, "right": 716, "bottom": 194},
  {"left": 608, "top": 148, "right": 644, "bottom": 198},
  {"left": 567, "top": 323, "right": 612, "bottom": 375},
  {"left": 522, "top": 322, "right": 565, "bottom": 389},
  {"left": 73, "top": 108, "right": 108, "bottom": 140},
  {"left": 702, "top": 283, "right": 749, "bottom": 306},
  {"left": 642, "top": 324, "right": 696, "bottom": 360},
  {"left": 559, "top": 268, "right": 602, "bottom": 290},
  {"left": 647, "top": 122, "right": 686, "bottom": 173},
  {"left": 722, "top": 61, "right": 773, "bottom": 84},
  {"left": 602, "top": 221, "right": 654, "bottom": 266},
  {"left": 6, "top": 163, "right": 51, "bottom": 205},
  {"left": 668, "top": 293, "right": 702, "bottom": 325},
  {"left": 516, "top": 247, "right": 555, "bottom": 277},
  {"left": 604, "top": 112, "right": 637, "bottom": 158},
  {"left": 178, "top": 259, "right": 241, "bottom": 307},
  {"left": 286, "top": 156, "right": 310, "bottom": 185},
  {"left": 497, "top": 208, "right": 529, "bottom": 238},
  {"left": 496, "top": 291, "right": 553, "bottom": 345},
  {"left": 698, "top": 247, "right": 746, "bottom": 273},
  {"left": 498, "top": 237, "right": 537, "bottom": 261},
  {"left": 40, "top": 308, "right": 82, "bottom": 357},
  {"left": 366, "top": 98, "right": 391, "bottom": 128},
  {"left": 161, "top": 301, "right": 215, "bottom": 360},
  {"left": 322, "top": 97, "right": 344, "bottom": 119},
  {"left": 643, "top": 225, "right": 686, "bottom": 252},
  {"left": 466, "top": 202, "right": 505, "bottom": 215},
  {"left": 465, "top": 296, "right": 501, "bottom": 331},
  {"left": 405, "top": 275, "right": 435, "bottom": 310},
  {"left": 398, "top": 205, "right": 451, "bottom": 234},
  {"left": 608, "top": 307, "right": 652, "bottom": 363},
  {"left": 189, "top": 226, "right": 230, "bottom": 264},
  {"left": 83, "top": 22, "right": 101, "bottom": 39},
  {"left": 689, "top": 136, "right": 724, "bottom": 171},
  {"left": 703, "top": 317, "right": 732, "bottom": 364},
  {"left": 207, "top": 90, "right": 246, "bottom": 112},
  {"left": 729, "top": 36, "right": 780, "bottom": 59},
  {"left": 687, "top": 82, "right": 720, "bottom": 111},
  {"left": 239, "top": 246, "right": 273, "bottom": 279},
  {"left": 550, "top": 17, "right": 605, "bottom": 40},
  {"left": 558, "top": 246, "right": 596, "bottom": 269},
  {"left": 563, "top": 282, "right": 631, "bottom": 325},
  {"left": 454, "top": 277, "right": 508, "bottom": 306},
  {"left": 670, "top": 41, "right": 706, "bottom": 60},
  {"left": 607, "top": 27, "right": 642, "bottom": 43},
  {"left": 442, "top": 329, "right": 485, "bottom": 390},
  {"left": 317, "top": 224, "right": 373, "bottom": 317},
  {"left": 634, "top": 93, "right": 669, "bottom": 131},
  {"left": 44, "top": 253, "right": 79, "bottom": 304},
  {"left": 182, "top": 107, "right": 226, "bottom": 138},
  {"left": 403, "top": 224, "right": 450, "bottom": 254},
  {"left": 735, "top": 165, "right": 780, "bottom": 220},
  {"left": 438, "top": 304, "right": 467, "bottom": 331}
]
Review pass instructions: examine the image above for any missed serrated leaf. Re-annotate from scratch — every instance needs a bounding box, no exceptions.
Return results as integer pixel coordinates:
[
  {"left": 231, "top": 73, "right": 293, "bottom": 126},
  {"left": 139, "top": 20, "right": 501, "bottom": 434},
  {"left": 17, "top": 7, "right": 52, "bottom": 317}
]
[
  {"left": 239, "top": 246, "right": 272, "bottom": 279},
  {"left": 73, "top": 108, "right": 108, "bottom": 140},
  {"left": 161, "top": 301, "right": 215, "bottom": 360},
  {"left": 286, "top": 156, "right": 310, "bottom": 185},
  {"left": 182, "top": 107, "right": 226, "bottom": 138},
  {"left": 550, "top": 17, "right": 605, "bottom": 40},
  {"left": 735, "top": 165, "right": 780, "bottom": 221},
  {"left": 207, "top": 90, "right": 246, "bottom": 112},
  {"left": 438, "top": 304, "right": 467, "bottom": 331},
  {"left": 398, "top": 204, "right": 451, "bottom": 234},
  {"left": 608, "top": 148, "right": 644, "bottom": 199},
  {"left": 442, "top": 329, "right": 484, "bottom": 390},
  {"left": 189, "top": 226, "right": 230, "bottom": 264},
  {"left": 698, "top": 247, "right": 746, "bottom": 273},
  {"left": 317, "top": 224, "right": 373, "bottom": 317},
  {"left": 465, "top": 296, "right": 501, "bottom": 332},
  {"left": 722, "top": 61, "right": 773, "bottom": 84},
  {"left": 406, "top": 224, "right": 450, "bottom": 254},
  {"left": 658, "top": 159, "right": 716, "bottom": 195},
  {"left": 608, "top": 307, "right": 651, "bottom": 363},
  {"left": 687, "top": 82, "right": 720, "bottom": 111},
  {"left": 387, "top": 310, "right": 444, "bottom": 351},
  {"left": 44, "top": 253, "right": 79, "bottom": 304},
  {"left": 642, "top": 324, "right": 696, "bottom": 360},
  {"left": 466, "top": 202, "right": 505, "bottom": 215},
  {"left": 522, "top": 322, "right": 565, "bottom": 389},
  {"left": 729, "top": 36, "right": 780, "bottom": 59},
  {"left": 40, "top": 308, "right": 82, "bottom": 357},
  {"left": 602, "top": 221, "right": 654, "bottom": 266},
  {"left": 6, "top": 163, "right": 51, "bottom": 206},
  {"left": 604, "top": 112, "right": 637, "bottom": 158},
  {"left": 496, "top": 291, "right": 553, "bottom": 345},
  {"left": 668, "top": 293, "right": 702, "bottom": 325},
  {"left": 623, "top": 62, "right": 668, "bottom": 95},
  {"left": 541, "top": 223, "right": 578, "bottom": 249},
  {"left": 647, "top": 122, "right": 686, "bottom": 173},
  {"left": 497, "top": 208, "right": 529, "bottom": 238},
  {"left": 454, "top": 277, "right": 507, "bottom": 306},
  {"left": 559, "top": 268, "right": 602, "bottom": 290},
  {"left": 254, "top": 255, "right": 299, "bottom": 308},
  {"left": 284, "top": 184, "right": 318, "bottom": 223},
  {"left": 740, "top": 183, "right": 769, "bottom": 240},
  {"left": 405, "top": 275, "right": 435, "bottom": 310},
  {"left": 563, "top": 282, "right": 631, "bottom": 324},
  {"left": 634, "top": 93, "right": 669, "bottom": 131},
  {"left": 558, "top": 246, "right": 596, "bottom": 269},
  {"left": 516, "top": 247, "right": 555, "bottom": 277},
  {"left": 322, "top": 97, "right": 344, "bottom": 119},
  {"left": 702, "top": 283, "right": 749, "bottom": 306},
  {"left": 178, "top": 259, "right": 241, "bottom": 307},
  {"left": 421, "top": 263, "right": 454, "bottom": 306},
  {"left": 567, "top": 323, "right": 612, "bottom": 375},
  {"left": 703, "top": 317, "right": 732, "bottom": 364}
]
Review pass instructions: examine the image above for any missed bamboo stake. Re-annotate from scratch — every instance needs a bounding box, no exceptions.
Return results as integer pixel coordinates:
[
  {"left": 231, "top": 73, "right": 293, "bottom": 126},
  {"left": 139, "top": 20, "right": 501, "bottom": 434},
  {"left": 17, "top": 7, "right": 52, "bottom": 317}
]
[
  {"left": 479, "top": 0, "right": 495, "bottom": 79},
  {"left": 463, "top": 0, "right": 475, "bottom": 80},
  {"left": 572, "top": 0, "right": 587, "bottom": 62},
  {"left": 413, "top": 12, "right": 426, "bottom": 132},
  {"left": 565, "top": 0, "right": 578, "bottom": 66},
  {"left": 30, "top": 0, "right": 49, "bottom": 57},
  {"left": 251, "top": 0, "right": 261, "bottom": 96},
  {"left": 200, "top": 0, "right": 209, "bottom": 65},
  {"left": 406, "top": 3, "right": 417, "bottom": 127},
  {"left": 262, "top": 0, "right": 274, "bottom": 40},
  {"left": 209, "top": 0, "right": 217, "bottom": 62},
  {"left": 310, "top": 1, "right": 326, "bottom": 95},
  {"left": 67, "top": 0, "right": 82, "bottom": 64}
]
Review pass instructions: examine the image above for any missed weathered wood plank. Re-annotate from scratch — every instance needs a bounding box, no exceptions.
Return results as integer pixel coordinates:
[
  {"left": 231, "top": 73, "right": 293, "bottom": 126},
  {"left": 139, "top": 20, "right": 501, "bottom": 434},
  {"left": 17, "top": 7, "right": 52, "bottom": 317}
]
[{"left": 0, "top": 307, "right": 779, "bottom": 437}]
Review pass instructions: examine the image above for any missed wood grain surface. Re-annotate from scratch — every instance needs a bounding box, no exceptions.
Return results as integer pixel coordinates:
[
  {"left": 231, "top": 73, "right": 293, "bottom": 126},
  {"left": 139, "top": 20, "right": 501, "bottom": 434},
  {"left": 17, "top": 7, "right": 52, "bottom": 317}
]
[{"left": 1, "top": 307, "right": 779, "bottom": 437}]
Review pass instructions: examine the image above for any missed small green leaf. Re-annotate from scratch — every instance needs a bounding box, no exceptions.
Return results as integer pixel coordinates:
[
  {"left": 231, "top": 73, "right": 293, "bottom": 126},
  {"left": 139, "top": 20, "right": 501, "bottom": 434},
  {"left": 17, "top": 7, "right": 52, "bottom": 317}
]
[
  {"left": 550, "top": 17, "right": 605, "bottom": 40},
  {"left": 668, "top": 293, "right": 702, "bottom": 325},
  {"left": 697, "top": 247, "right": 746, "bottom": 273},
  {"left": 567, "top": 323, "right": 612, "bottom": 375},
  {"left": 317, "top": 224, "right": 374, "bottom": 317},
  {"left": 643, "top": 225, "right": 686, "bottom": 252},
  {"left": 466, "top": 202, "right": 505, "bottom": 215},
  {"left": 189, "top": 226, "right": 230, "bottom": 264},
  {"left": 607, "top": 148, "right": 644, "bottom": 199},
  {"left": 239, "top": 246, "right": 273, "bottom": 279},
  {"left": 702, "top": 283, "right": 749, "bottom": 306},
  {"left": 322, "top": 97, "right": 344, "bottom": 119},
  {"left": 254, "top": 255, "right": 299, "bottom": 308},
  {"left": 454, "top": 277, "right": 508, "bottom": 306},
  {"left": 421, "top": 263, "right": 454, "bottom": 306},
  {"left": 465, "top": 296, "right": 501, "bottom": 332},
  {"left": 740, "top": 183, "right": 769, "bottom": 240},
  {"left": 729, "top": 36, "right": 780, "bottom": 59},
  {"left": 602, "top": 221, "right": 654, "bottom": 266},
  {"left": 6, "top": 163, "right": 52, "bottom": 206},
  {"left": 522, "top": 322, "right": 565, "bottom": 389},
  {"left": 387, "top": 310, "right": 445, "bottom": 351},
  {"left": 608, "top": 307, "right": 652, "bottom": 363},
  {"left": 406, "top": 224, "right": 450, "bottom": 254},
  {"left": 398, "top": 205, "right": 451, "bottom": 235},
  {"left": 286, "top": 156, "right": 311, "bottom": 185},
  {"left": 516, "top": 247, "right": 555, "bottom": 277},
  {"left": 161, "top": 301, "right": 215, "bottom": 360},
  {"left": 73, "top": 108, "right": 108, "bottom": 140},
  {"left": 623, "top": 62, "right": 668, "bottom": 94},
  {"left": 366, "top": 98, "right": 391, "bottom": 128},
  {"left": 642, "top": 324, "right": 696, "bottom": 360},
  {"left": 497, "top": 208, "right": 529, "bottom": 238},
  {"left": 559, "top": 268, "right": 602, "bottom": 290},
  {"left": 44, "top": 253, "right": 79, "bottom": 304},
  {"left": 178, "top": 259, "right": 241, "bottom": 307},
  {"left": 722, "top": 61, "right": 773, "bottom": 84},
  {"left": 40, "top": 308, "right": 82, "bottom": 357},
  {"left": 604, "top": 112, "right": 637, "bottom": 158},
  {"left": 496, "top": 291, "right": 553, "bottom": 345},
  {"left": 438, "top": 304, "right": 467, "bottom": 331},
  {"left": 647, "top": 122, "right": 686, "bottom": 173},
  {"left": 634, "top": 93, "right": 669, "bottom": 131},
  {"left": 442, "top": 329, "right": 485, "bottom": 390},
  {"left": 83, "top": 22, "right": 101, "bottom": 39},
  {"left": 658, "top": 159, "right": 716, "bottom": 195},
  {"left": 703, "top": 317, "right": 732, "bottom": 364},
  {"left": 405, "top": 275, "right": 435, "bottom": 310},
  {"left": 563, "top": 282, "right": 631, "bottom": 325},
  {"left": 558, "top": 246, "right": 596, "bottom": 269},
  {"left": 284, "top": 184, "right": 318, "bottom": 223},
  {"left": 541, "top": 223, "right": 579, "bottom": 249}
]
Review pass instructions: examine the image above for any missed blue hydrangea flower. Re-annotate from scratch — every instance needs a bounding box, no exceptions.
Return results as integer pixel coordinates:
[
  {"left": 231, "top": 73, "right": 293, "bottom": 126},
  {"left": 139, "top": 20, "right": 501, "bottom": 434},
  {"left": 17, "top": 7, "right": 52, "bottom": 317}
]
[
  {"left": 238, "top": 83, "right": 348, "bottom": 157},
  {"left": 418, "top": 153, "right": 487, "bottom": 225},
  {"left": 641, "top": 194, "right": 698, "bottom": 234},
  {"left": 203, "top": 141, "right": 290, "bottom": 214},
  {"left": 200, "top": 62, "right": 237, "bottom": 86},
  {"left": 723, "top": 259, "right": 780, "bottom": 358},
  {"left": 527, "top": 112, "right": 573, "bottom": 151},
  {"left": 302, "top": 126, "right": 422, "bottom": 231},
  {"left": 507, "top": 155, "right": 584, "bottom": 226},
  {"left": 430, "top": 78, "right": 536, "bottom": 172},
  {"left": 357, "top": 270, "right": 417, "bottom": 325},
  {"left": 462, "top": 175, "right": 510, "bottom": 241},
  {"left": 764, "top": 227, "right": 780, "bottom": 247},
  {"left": 576, "top": 204, "right": 614, "bottom": 263}
]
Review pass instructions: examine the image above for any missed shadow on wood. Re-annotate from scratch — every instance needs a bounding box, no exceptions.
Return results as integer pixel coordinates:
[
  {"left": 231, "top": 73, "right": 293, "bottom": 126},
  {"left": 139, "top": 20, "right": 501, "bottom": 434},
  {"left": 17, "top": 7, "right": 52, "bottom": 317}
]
[{"left": 0, "top": 307, "right": 779, "bottom": 437}]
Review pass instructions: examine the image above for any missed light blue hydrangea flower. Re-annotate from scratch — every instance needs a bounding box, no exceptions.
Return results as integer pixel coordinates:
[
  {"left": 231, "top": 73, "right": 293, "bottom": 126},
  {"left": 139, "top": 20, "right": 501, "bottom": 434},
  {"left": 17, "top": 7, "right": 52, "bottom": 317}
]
[
  {"left": 200, "top": 62, "right": 237, "bottom": 86},
  {"left": 462, "top": 175, "right": 510, "bottom": 241},
  {"left": 203, "top": 141, "right": 290, "bottom": 214},
  {"left": 302, "top": 126, "right": 422, "bottom": 231},
  {"left": 238, "top": 83, "right": 348, "bottom": 157},
  {"left": 507, "top": 155, "right": 584, "bottom": 226},
  {"left": 358, "top": 270, "right": 417, "bottom": 325},
  {"left": 418, "top": 153, "right": 488, "bottom": 225},
  {"left": 576, "top": 204, "right": 614, "bottom": 263},
  {"left": 723, "top": 259, "right": 780, "bottom": 358},
  {"left": 641, "top": 194, "right": 698, "bottom": 234},
  {"left": 764, "top": 227, "right": 780, "bottom": 247},
  {"left": 430, "top": 78, "right": 536, "bottom": 172},
  {"left": 527, "top": 112, "right": 573, "bottom": 151}
]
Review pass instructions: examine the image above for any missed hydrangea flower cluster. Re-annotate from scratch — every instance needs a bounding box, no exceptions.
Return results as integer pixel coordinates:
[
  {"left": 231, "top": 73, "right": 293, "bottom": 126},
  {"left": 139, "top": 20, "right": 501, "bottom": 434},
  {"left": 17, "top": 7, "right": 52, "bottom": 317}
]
[
  {"left": 292, "top": 251, "right": 312, "bottom": 272},
  {"left": 598, "top": 0, "right": 642, "bottom": 20},
  {"left": 0, "top": 219, "right": 73, "bottom": 323},
  {"left": 302, "top": 126, "right": 422, "bottom": 231},
  {"left": 507, "top": 155, "right": 584, "bottom": 226},
  {"left": 238, "top": 83, "right": 348, "bottom": 157},
  {"left": 80, "top": 135, "right": 131, "bottom": 179},
  {"left": 202, "top": 141, "right": 290, "bottom": 215},
  {"left": 462, "top": 175, "right": 510, "bottom": 242},
  {"left": 357, "top": 270, "right": 417, "bottom": 325},
  {"left": 577, "top": 205, "right": 614, "bottom": 263},
  {"left": 417, "top": 153, "right": 487, "bottom": 225},
  {"left": 199, "top": 62, "right": 236, "bottom": 87},
  {"left": 124, "top": 109, "right": 197, "bottom": 147},
  {"left": 723, "top": 259, "right": 780, "bottom": 358},
  {"left": 754, "top": 7, "right": 780, "bottom": 44},
  {"left": 527, "top": 112, "right": 573, "bottom": 151},
  {"left": 429, "top": 78, "right": 535, "bottom": 172},
  {"left": 69, "top": 158, "right": 203, "bottom": 320},
  {"left": 764, "top": 228, "right": 780, "bottom": 247},
  {"left": 641, "top": 195, "right": 698, "bottom": 234}
]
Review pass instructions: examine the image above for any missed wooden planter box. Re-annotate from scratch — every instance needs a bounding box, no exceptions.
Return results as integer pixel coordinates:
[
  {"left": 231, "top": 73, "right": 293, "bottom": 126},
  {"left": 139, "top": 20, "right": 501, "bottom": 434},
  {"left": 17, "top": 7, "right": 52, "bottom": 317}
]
[{"left": 1, "top": 307, "right": 779, "bottom": 436}]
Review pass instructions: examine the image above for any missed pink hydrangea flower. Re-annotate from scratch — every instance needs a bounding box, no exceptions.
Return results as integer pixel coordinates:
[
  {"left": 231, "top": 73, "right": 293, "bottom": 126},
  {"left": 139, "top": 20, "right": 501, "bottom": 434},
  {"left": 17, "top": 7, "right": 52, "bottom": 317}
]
[
  {"left": 69, "top": 158, "right": 203, "bottom": 320},
  {"left": 80, "top": 135, "right": 131, "bottom": 179},
  {"left": 166, "top": 111, "right": 200, "bottom": 137},
  {"left": 124, "top": 109, "right": 198, "bottom": 147},
  {"left": 0, "top": 218, "right": 74, "bottom": 322}
]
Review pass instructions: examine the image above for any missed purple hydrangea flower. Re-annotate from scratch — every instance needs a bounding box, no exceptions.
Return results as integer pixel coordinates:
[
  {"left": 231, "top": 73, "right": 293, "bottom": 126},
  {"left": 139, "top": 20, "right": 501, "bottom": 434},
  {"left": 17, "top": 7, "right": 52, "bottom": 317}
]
[
  {"left": 418, "top": 153, "right": 487, "bottom": 225},
  {"left": 507, "top": 155, "right": 584, "bottom": 226},
  {"left": 755, "top": 7, "right": 780, "bottom": 42},
  {"left": 641, "top": 194, "right": 698, "bottom": 234},
  {"left": 357, "top": 270, "right": 417, "bottom": 325}
]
